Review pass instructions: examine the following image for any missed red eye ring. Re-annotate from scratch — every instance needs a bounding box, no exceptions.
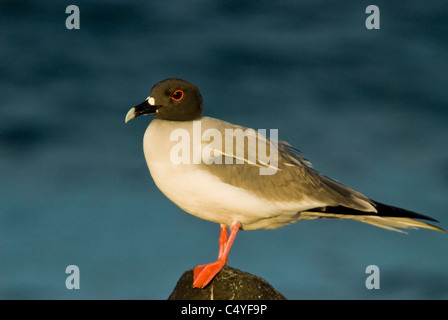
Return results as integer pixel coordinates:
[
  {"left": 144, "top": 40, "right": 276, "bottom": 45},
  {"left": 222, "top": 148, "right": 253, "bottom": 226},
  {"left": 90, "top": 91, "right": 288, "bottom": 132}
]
[{"left": 171, "top": 90, "right": 184, "bottom": 101}]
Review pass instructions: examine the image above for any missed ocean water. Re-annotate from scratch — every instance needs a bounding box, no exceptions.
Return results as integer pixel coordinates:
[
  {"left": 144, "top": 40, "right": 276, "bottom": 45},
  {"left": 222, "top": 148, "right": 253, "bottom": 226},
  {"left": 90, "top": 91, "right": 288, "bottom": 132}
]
[{"left": 1, "top": 0, "right": 447, "bottom": 299}]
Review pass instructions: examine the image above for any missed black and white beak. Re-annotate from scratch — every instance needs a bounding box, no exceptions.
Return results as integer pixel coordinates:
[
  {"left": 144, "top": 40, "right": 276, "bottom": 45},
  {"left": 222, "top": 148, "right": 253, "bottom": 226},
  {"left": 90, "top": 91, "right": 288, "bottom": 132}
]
[{"left": 125, "top": 96, "right": 161, "bottom": 123}]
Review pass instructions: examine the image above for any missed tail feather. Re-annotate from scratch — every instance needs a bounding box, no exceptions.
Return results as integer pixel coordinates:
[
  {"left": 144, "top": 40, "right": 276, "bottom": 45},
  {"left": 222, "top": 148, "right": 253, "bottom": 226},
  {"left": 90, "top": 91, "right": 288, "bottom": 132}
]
[{"left": 301, "top": 200, "right": 445, "bottom": 233}]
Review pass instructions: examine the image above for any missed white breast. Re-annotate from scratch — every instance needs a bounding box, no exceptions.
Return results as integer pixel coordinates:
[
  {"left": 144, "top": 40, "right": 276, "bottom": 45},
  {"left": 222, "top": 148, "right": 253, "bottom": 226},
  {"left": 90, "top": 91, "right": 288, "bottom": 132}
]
[{"left": 142, "top": 118, "right": 311, "bottom": 230}]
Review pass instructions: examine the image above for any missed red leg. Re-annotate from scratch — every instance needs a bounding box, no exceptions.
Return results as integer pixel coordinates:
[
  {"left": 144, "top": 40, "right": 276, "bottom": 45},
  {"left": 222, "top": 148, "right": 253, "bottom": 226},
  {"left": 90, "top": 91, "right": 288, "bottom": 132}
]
[
  {"left": 192, "top": 224, "right": 227, "bottom": 278},
  {"left": 218, "top": 224, "right": 228, "bottom": 258},
  {"left": 193, "top": 221, "right": 241, "bottom": 288}
]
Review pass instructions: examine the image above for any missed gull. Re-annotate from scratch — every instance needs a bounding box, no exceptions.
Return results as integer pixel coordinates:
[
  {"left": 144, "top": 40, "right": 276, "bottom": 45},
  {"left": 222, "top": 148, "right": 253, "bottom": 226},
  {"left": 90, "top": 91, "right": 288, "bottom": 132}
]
[{"left": 125, "top": 78, "right": 445, "bottom": 288}]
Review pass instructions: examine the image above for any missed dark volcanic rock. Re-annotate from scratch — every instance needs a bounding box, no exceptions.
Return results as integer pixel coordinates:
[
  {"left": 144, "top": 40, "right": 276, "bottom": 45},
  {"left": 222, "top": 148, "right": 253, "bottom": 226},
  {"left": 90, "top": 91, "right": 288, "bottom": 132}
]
[{"left": 168, "top": 266, "right": 287, "bottom": 300}]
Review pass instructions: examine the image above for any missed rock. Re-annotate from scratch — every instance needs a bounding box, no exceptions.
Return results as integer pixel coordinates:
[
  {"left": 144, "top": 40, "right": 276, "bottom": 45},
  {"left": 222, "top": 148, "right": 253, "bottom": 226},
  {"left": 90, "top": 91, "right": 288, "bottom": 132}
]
[{"left": 168, "top": 266, "right": 287, "bottom": 300}]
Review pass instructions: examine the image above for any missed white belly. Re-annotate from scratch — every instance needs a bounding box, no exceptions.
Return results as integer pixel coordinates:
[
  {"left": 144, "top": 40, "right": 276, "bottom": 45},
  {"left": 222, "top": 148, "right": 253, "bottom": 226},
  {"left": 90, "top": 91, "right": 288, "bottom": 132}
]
[{"left": 142, "top": 119, "right": 303, "bottom": 230}]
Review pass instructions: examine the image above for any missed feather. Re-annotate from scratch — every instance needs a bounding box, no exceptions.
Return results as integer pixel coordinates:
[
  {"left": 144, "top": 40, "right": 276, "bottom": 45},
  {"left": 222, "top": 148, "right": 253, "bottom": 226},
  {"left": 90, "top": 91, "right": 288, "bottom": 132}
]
[{"left": 300, "top": 200, "right": 445, "bottom": 233}]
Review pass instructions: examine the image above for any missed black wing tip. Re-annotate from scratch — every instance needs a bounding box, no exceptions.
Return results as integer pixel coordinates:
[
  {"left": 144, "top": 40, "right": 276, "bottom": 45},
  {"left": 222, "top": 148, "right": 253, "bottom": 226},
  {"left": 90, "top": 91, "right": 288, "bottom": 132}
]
[
  {"left": 371, "top": 200, "right": 440, "bottom": 222},
  {"left": 311, "top": 200, "right": 441, "bottom": 223}
]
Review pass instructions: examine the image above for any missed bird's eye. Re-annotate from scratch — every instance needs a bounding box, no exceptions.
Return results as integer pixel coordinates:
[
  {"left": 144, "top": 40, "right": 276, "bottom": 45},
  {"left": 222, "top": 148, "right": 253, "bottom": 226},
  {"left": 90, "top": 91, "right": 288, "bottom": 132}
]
[{"left": 171, "top": 90, "right": 184, "bottom": 101}]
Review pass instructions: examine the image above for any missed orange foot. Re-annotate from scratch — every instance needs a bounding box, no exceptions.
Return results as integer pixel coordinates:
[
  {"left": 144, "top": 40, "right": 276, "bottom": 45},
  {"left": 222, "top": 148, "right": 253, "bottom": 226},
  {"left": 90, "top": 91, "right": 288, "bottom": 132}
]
[
  {"left": 192, "top": 221, "right": 241, "bottom": 288},
  {"left": 193, "top": 260, "right": 226, "bottom": 288}
]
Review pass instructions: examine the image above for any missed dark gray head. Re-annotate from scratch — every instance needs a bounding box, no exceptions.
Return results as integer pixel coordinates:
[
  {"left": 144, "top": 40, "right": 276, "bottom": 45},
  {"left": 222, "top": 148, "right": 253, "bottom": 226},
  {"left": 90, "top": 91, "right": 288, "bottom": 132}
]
[{"left": 125, "top": 78, "right": 203, "bottom": 123}]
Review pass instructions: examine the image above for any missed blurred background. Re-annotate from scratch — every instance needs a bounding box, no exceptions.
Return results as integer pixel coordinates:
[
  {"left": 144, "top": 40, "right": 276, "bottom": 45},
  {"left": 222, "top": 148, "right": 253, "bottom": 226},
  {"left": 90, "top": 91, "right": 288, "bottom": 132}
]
[{"left": 1, "top": 0, "right": 447, "bottom": 299}]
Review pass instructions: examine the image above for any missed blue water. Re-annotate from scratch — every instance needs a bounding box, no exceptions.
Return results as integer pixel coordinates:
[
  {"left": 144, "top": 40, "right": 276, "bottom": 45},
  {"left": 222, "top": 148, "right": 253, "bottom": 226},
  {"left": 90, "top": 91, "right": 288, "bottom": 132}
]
[{"left": 1, "top": 0, "right": 447, "bottom": 299}]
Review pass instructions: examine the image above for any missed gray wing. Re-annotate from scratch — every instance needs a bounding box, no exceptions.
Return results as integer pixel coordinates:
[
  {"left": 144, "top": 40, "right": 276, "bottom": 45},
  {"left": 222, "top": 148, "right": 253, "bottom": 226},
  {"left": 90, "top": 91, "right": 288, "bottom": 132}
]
[
  {"left": 200, "top": 117, "right": 376, "bottom": 213},
  {"left": 199, "top": 118, "right": 445, "bottom": 233}
]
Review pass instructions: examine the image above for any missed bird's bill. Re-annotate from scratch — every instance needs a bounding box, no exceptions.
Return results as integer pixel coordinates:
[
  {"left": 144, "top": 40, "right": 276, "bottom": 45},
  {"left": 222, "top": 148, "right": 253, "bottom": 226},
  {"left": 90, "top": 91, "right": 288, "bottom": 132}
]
[{"left": 125, "top": 97, "right": 161, "bottom": 123}]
